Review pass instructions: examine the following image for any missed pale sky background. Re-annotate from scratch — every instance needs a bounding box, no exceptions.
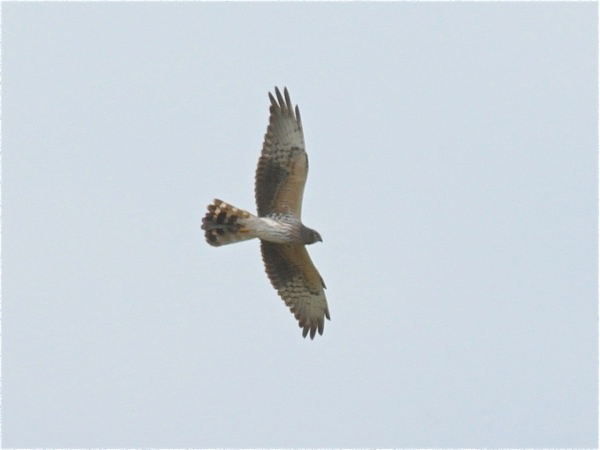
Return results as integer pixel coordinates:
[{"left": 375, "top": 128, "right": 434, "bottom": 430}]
[{"left": 2, "top": 2, "right": 598, "bottom": 448}]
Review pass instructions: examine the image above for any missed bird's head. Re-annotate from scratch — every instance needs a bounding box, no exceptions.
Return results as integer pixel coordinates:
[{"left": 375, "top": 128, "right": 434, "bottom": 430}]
[{"left": 302, "top": 226, "right": 323, "bottom": 245}]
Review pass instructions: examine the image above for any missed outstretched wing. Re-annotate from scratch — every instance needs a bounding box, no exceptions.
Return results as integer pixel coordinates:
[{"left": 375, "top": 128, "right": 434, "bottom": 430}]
[
  {"left": 255, "top": 87, "right": 308, "bottom": 219},
  {"left": 261, "top": 241, "right": 330, "bottom": 339}
]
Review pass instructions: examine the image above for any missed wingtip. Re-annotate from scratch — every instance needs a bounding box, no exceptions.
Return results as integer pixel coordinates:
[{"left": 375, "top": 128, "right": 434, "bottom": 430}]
[
  {"left": 283, "top": 87, "right": 292, "bottom": 110},
  {"left": 273, "top": 85, "right": 287, "bottom": 97},
  {"left": 269, "top": 86, "right": 301, "bottom": 123},
  {"left": 300, "top": 320, "right": 325, "bottom": 340},
  {"left": 275, "top": 87, "right": 285, "bottom": 110}
]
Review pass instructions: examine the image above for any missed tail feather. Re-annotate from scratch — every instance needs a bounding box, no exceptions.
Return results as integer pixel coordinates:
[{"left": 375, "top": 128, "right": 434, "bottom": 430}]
[{"left": 201, "top": 199, "right": 256, "bottom": 246}]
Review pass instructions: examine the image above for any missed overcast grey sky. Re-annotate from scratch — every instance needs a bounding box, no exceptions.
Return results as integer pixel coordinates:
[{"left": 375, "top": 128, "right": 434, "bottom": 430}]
[{"left": 3, "top": 2, "right": 598, "bottom": 448}]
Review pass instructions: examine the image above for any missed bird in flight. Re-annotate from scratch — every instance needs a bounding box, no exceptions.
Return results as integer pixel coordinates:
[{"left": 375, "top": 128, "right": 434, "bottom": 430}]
[{"left": 201, "top": 87, "right": 330, "bottom": 339}]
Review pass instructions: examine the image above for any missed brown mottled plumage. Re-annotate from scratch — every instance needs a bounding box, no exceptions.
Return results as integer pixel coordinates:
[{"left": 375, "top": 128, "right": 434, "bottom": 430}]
[{"left": 201, "top": 87, "right": 329, "bottom": 339}]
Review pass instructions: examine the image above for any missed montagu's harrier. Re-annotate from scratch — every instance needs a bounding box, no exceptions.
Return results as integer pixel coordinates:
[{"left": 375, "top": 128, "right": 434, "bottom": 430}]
[{"left": 201, "top": 87, "right": 330, "bottom": 339}]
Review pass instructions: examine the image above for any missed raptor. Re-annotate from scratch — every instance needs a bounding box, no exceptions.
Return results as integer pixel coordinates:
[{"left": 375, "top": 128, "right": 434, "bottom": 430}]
[{"left": 201, "top": 87, "right": 330, "bottom": 339}]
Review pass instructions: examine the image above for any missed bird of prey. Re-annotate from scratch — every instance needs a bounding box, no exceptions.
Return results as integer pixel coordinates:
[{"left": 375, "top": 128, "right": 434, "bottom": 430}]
[{"left": 201, "top": 87, "right": 330, "bottom": 339}]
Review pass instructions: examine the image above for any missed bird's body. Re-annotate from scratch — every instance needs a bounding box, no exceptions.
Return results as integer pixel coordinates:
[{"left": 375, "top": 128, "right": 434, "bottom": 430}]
[
  {"left": 202, "top": 87, "right": 330, "bottom": 339},
  {"left": 203, "top": 200, "right": 314, "bottom": 245}
]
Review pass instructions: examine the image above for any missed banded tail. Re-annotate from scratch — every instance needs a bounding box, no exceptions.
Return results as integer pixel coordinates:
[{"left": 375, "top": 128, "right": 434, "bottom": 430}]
[{"left": 201, "top": 199, "right": 257, "bottom": 246}]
